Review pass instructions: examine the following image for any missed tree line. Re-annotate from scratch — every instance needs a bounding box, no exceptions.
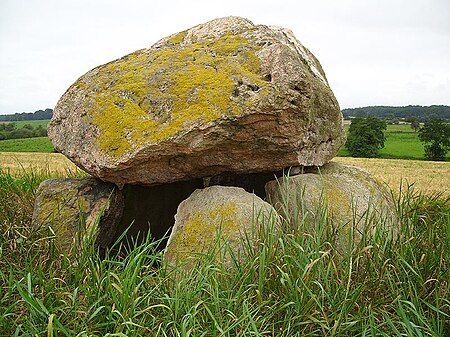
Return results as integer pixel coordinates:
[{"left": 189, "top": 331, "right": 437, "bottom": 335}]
[
  {"left": 0, "top": 109, "right": 53, "bottom": 122},
  {"left": 346, "top": 117, "right": 450, "bottom": 161},
  {"left": 0, "top": 123, "right": 47, "bottom": 140},
  {"left": 342, "top": 105, "right": 450, "bottom": 122}
]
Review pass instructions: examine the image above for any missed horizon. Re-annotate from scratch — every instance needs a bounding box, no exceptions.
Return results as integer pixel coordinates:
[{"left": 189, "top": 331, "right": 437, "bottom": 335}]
[
  {"left": 3, "top": 104, "right": 450, "bottom": 116},
  {"left": 1, "top": 0, "right": 449, "bottom": 114}
]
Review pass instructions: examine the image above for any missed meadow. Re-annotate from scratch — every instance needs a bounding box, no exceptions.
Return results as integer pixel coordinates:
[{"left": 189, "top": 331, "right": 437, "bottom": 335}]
[
  {"left": 2, "top": 123, "right": 445, "bottom": 160},
  {"left": 0, "top": 119, "right": 50, "bottom": 129},
  {"left": 0, "top": 164, "right": 448, "bottom": 335},
  {"left": 0, "top": 121, "right": 448, "bottom": 335},
  {"left": 337, "top": 124, "right": 450, "bottom": 161}
]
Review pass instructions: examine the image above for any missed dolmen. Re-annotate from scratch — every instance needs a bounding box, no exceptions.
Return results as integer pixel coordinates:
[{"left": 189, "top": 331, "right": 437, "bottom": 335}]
[{"left": 33, "top": 17, "right": 397, "bottom": 268}]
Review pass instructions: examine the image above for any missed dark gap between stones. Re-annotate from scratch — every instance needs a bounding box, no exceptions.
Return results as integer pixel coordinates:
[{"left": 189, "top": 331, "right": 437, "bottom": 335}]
[
  {"left": 113, "top": 179, "right": 204, "bottom": 251},
  {"left": 111, "top": 169, "right": 291, "bottom": 253}
]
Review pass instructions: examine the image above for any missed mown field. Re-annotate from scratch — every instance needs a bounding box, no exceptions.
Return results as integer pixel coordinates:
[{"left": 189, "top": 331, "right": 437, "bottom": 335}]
[{"left": 1, "top": 152, "right": 448, "bottom": 196}]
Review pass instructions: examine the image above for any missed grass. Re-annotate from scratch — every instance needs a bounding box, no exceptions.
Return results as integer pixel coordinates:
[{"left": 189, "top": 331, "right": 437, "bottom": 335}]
[
  {"left": 0, "top": 152, "right": 82, "bottom": 176},
  {"left": 338, "top": 124, "right": 449, "bottom": 161},
  {"left": 0, "top": 169, "right": 448, "bottom": 336},
  {"left": 333, "top": 157, "right": 450, "bottom": 196},
  {"left": 0, "top": 119, "right": 50, "bottom": 129},
  {"left": 379, "top": 125, "right": 426, "bottom": 159},
  {"left": 1, "top": 152, "right": 448, "bottom": 196},
  {"left": 0, "top": 137, "right": 54, "bottom": 152}
]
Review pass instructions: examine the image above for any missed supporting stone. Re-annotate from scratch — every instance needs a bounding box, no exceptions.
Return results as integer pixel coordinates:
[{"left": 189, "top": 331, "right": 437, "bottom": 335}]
[
  {"left": 32, "top": 177, "right": 124, "bottom": 255},
  {"left": 164, "top": 185, "right": 279, "bottom": 269}
]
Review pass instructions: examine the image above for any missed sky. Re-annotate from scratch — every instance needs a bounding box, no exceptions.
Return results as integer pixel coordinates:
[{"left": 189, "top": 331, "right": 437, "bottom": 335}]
[{"left": 0, "top": 0, "right": 449, "bottom": 114}]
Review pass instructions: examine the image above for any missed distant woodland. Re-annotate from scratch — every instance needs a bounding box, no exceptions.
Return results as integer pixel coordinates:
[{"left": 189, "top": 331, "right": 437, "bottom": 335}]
[
  {"left": 0, "top": 108, "right": 53, "bottom": 121},
  {"left": 0, "top": 122, "right": 48, "bottom": 140},
  {"left": 342, "top": 105, "right": 450, "bottom": 121},
  {"left": 1, "top": 105, "right": 449, "bottom": 123}
]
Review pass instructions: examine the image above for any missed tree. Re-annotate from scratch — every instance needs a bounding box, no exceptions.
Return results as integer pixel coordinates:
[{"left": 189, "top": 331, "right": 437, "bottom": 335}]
[
  {"left": 418, "top": 118, "right": 450, "bottom": 161},
  {"left": 405, "top": 117, "right": 420, "bottom": 132},
  {"left": 411, "top": 120, "right": 420, "bottom": 132},
  {"left": 345, "top": 116, "right": 387, "bottom": 157}
]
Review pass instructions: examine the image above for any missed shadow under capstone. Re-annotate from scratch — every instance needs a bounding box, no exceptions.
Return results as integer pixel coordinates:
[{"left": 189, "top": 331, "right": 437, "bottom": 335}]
[
  {"left": 114, "top": 179, "right": 204, "bottom": 251},
  {"left": 205, "top": 171, "right": 282, "bottom": 200},
  {"left": 111, "top": 169, "right": 288, "bottom": 253}
]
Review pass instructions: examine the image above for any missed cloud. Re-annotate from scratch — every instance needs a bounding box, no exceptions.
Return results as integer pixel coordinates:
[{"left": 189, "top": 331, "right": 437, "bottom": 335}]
[{"left": 1, "top": 0, "right": 449, "bottom": 113}]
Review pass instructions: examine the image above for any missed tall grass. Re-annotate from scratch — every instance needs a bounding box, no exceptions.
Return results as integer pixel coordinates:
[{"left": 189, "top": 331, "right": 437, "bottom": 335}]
[{"left": 0, "top": 170, "right": 448, "bottom": 336}]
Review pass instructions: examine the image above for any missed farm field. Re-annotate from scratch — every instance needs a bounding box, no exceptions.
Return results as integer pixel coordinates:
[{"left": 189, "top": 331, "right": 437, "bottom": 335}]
[
  {"left": 333, "top": 157, "right": 449, "bottom": 196},
  {"left": 0, "top": 137, "right": 54, "bottom": 152},
  {"left": 0, "top": 151, "right": 448, "bottom": 196},
  {"left": 0, "top": 119, "right": 50, "bottom": 128},
  {"left": 3, "top": 123, "right": 442, "bottom": 160},
  {"left": 337, "top": 123, "right": 450, "bottom": 160},
  {"left": 0, "top": 151, "right": 83, "bottom": 176}
]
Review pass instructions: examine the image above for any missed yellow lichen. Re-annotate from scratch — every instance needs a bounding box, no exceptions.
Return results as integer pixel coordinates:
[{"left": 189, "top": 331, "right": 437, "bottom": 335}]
[
  {"left": 85, "top": 33, "right": 267, "bottom": 157},
  {"left": 165, "top": 201, "right": 242, "bottom": 262},
  {"left": 167, "top": 30, "right": 188, "bottom": 44}
]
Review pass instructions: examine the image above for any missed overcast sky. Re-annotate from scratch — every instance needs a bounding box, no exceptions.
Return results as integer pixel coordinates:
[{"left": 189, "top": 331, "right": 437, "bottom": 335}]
[{"left": 0, "top": 0, "right": 449, "bottom": 114}]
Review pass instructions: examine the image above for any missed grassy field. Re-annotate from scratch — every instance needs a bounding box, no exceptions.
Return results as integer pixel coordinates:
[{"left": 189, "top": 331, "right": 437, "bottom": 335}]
[
  {"left": 1, "top": 152, "right": 448, "bottom": 196},
  {"left": 0, "top": 137, "right": 54, "bottom": 152},
  {"left": 337, "top": 124, "right": 449, "bottom": 161},
  {"left": 1, "top": 123, "right": 447, "bottom": 161},
  {"left": 0, "top": 119, "right": 50, "bottom": 128},
  {"left": 0, "top": 167, "right": 448, "bottom": 335}
]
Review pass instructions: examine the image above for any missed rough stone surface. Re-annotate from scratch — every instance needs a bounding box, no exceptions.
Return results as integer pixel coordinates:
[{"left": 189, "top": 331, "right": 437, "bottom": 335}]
[
  {"left": 49, "top": 16, "right": 345, "bottom": 186},
  {"left": 164, "top": 186, "right": 279, "bottom": 268},
  {"left": 265, "top": 162, "right": 398, "bottom": 248},
  {"left": 32, "top": 178, "right": 124, "bottom": 254}
]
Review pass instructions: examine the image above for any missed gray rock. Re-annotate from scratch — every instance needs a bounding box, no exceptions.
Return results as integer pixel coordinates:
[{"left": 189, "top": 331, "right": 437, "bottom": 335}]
[
  {"left": 32, "top": 178, "right": 124, "bottom": 254},
  {"left": 49, "top": 16, "right": 345, "bottom": 186},
  {"left": 164, "top": 185, "right": 279, "bottom": 269},
  {"left": 265, "top": 162, "right": 398, "bottom": 250}
]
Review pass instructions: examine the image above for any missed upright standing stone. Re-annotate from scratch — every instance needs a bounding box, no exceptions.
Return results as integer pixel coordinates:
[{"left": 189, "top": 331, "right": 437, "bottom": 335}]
[
  {"left": 265, "top": 162, "right": 398, "bottom": 249},
  {"left": 32, "top": 178, "right": 124, "bottom": 254},
  {"left": 164, "top": 186, "right": 279, "bottom": 269}
]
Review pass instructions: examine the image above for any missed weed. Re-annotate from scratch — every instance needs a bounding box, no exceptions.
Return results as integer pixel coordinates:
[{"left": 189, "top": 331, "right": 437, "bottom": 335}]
[{"left": 0, "top": 170, "right": 448, "bottom": 336}]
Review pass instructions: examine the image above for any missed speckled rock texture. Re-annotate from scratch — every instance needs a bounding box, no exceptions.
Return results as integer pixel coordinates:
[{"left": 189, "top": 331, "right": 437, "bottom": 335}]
[
  {"left": 49, "top": 16, "right": 345, "bottom": 186},
  {"left": 265, "top": 162, "right": 398, "bottom": 248},
  {"left": 164, "top": 186, "right": 279, "bottom": 269},
  {"left": 32, "top": 178, "right": 124, "bottom": 254}
]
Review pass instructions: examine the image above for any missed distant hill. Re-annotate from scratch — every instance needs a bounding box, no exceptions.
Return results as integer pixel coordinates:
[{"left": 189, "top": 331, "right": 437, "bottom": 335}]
[
  {"left": 342, "top": 105, "right": 450, "bottom": 121},
  {"left": 0, "top": 108, "right": 53, "bottom": 122}
]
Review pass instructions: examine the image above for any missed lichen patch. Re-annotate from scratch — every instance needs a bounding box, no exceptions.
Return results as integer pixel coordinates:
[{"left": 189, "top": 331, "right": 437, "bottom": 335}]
[{"left": 85, "top": 33, "right": 267, "bottom": 157}]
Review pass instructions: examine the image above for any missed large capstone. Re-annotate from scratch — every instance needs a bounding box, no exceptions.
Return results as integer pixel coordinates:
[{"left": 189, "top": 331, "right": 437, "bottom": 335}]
[{"left": 49, "top": 16, "right": 345, "bottom": 186}]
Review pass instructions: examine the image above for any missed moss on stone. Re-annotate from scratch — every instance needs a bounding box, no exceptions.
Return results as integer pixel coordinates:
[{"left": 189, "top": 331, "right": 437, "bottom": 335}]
[
  {"left": 165, "top": 201, "right": 243, "bottom": 262},
  {"left": 87, "top": 33, "right": 267, "bottom": 157},
  {"left": 36, "top": 185, "right": 90, "bottom": 248}
]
